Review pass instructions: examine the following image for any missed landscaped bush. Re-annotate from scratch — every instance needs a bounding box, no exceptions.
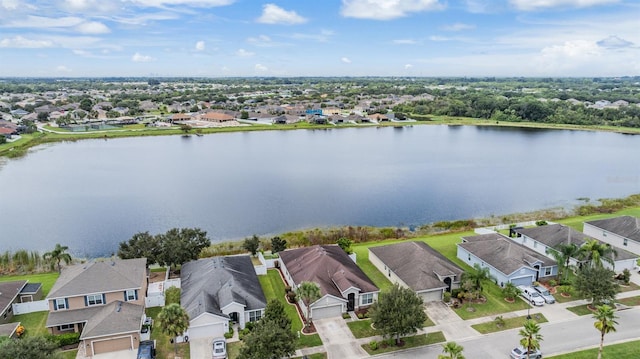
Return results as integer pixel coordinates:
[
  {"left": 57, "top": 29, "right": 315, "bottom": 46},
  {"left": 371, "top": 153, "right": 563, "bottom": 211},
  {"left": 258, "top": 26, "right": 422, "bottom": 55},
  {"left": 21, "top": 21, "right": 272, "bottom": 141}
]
[
  {"left": 548, "top": 279, "right": 557, "bottom": 287},
  {"left": 224, "top": 331, "right": 233, "bottom": 339},
  {"left": 443, "top": 291, "right": 452, "bottom": 303},
  {"left": 357, "top": 313, "right": 364, "bottom": 319},
  {"left": 286, "top": 291, "right": 297, "bottom": 303},
  {"left": 342, "top": 313, "right": 351, "bottom": 319},
  {"left": 369, "top": 340, "right": 378, "bottom": 351},
  {"left": 47, "top": 332, "right": 80, "bottom": 347},
  {"left": 245, "top": 321, "right": 255, "bottom": 331},
  {"left": 284, "top": 285, "right": 291, "bottom": 294}
]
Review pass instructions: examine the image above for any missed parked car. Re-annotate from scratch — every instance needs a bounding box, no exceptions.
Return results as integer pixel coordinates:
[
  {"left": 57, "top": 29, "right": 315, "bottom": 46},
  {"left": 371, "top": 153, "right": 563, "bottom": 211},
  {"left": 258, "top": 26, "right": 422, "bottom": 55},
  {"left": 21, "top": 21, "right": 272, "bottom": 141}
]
[
  {"left": 533, "top": 285, "right": 556, "bottom": 304},
  {"left": 137, "top": 340, "right": 156, "bottom": 359},
  {"left": 510, "top": 346, "right": 542, "bottom": 359},
  {"left": 518, "top": 285, "right": 545, "bottom": 306},
  {"left": 212, "top": 338, "right": 227, "bottom": 359}
]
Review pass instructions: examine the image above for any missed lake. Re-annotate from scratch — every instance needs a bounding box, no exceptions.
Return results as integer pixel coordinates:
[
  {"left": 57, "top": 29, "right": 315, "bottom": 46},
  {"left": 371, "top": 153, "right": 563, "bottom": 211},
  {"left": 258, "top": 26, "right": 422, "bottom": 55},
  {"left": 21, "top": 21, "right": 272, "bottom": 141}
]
[{"left": 0, "top": 125, "right": 638, "bottom": 257}]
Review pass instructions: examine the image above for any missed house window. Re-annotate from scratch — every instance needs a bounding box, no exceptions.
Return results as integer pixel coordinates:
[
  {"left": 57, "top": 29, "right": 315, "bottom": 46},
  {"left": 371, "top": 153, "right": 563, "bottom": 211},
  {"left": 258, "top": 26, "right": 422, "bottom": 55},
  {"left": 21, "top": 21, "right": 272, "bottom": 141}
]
[
  {"left": 57, "top": 324, "right": 74, "bottom": 331},
  {"left": 125, "top": 290, "right": 136, "bottom": 301},
  {"left": 544, "top": 267, "right": 552, "bottom": 276},
  {"left": 467, "top": 254, "right": 471, "bottom": 261},
  {"left": 249, "top": 310, "right": 262, "bottom": 322},
  {"left": 623, "top": 238, "right": 628, "bottom": 246},
  {"left": 533, "top": 241, "right": 537, "bottom": 248},
  {"left": 361, "top": 293, "right": 374, "bottom": 305},
  {"left": 86, "top": 294, "right": 104, "bottom": 306},
  {"left": 56, "top": 298, "right": 67, "bottom": 310}
]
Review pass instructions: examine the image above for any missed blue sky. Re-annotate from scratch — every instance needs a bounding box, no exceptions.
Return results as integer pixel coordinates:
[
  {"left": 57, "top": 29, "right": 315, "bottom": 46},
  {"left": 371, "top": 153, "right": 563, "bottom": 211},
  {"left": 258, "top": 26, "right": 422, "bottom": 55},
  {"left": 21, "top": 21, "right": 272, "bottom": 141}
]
[{"left": 1, "top": 0, "right": 638, "bottom": 77}]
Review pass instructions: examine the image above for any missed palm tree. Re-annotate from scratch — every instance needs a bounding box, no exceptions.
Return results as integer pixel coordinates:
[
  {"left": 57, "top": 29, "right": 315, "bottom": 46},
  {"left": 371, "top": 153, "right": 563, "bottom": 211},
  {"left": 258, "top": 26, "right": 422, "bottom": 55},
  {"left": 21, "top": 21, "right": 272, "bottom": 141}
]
[
  {"left": 502, "top": 282, "right": 521, "bottom": 301},
  {"left": 295, "top": 281, "right": 321, "bottom": 327},
  {"left": 157, "top": 303, "right": 190, "bottom": 355},
  {"left": 438, "top": 341, "right": 465, "bottom": 359},
  {"left": 43, "top": 244, "right": 72, "bottom": 274},
  {"left": 580, "top": 239, "right": 616, "bottom": 268},
  {"left": 462, "top": 263, "right": 492, "bottom": 299},
  {"left": 519, "top": 319, "right": 543, "bottom": 359},
  {"left": 548, "top": 243, "right": 582, "bottom": 282},
  {"left": 593, "top": 304, "right": 618, "bottom": 359}
]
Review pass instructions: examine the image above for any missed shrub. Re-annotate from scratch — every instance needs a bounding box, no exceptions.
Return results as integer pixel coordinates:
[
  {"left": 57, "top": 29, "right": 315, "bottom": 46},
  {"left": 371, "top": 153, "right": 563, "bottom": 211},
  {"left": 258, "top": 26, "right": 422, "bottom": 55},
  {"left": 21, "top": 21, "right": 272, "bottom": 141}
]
[
  {"left": 342, "top": 313, "right": 351, "bottom": 319},
  {"left": 443, "top": 291, "right": 452, "bottom": 303},
  {"left": 357, "top": 313, "right": 364, "bottom": 319},
  {"left": 494, "top": 316, "right": 505, "bottom": 328},
  {"left": 548, "top": 279, "right": 557, "bottom": 287},
  {"left": 224, "top": 331, "right": 233, "bottom": 339},
  {"left": 369, "top": 340, "right": 378, "bottom": 351},
  {"left": 284, "top": 285, "right": 291, "bottom": 294},
  {"left": 245, "top": 321, "right": 255, "bottom": 331},
  {"left": 451, "top": 288, "right": 462, "bottom": 298},
  {"left": 536, "top": 220, "right": 548, "bottom": 226},
  {"left": 621, "top": 269, "right": 631, "bottom": 285},
  {"left": 47, "top": 333, "right": 80, "bottom": 347},
  {"left": 286, "top": 291, "right": 297, "bottom": 303}
]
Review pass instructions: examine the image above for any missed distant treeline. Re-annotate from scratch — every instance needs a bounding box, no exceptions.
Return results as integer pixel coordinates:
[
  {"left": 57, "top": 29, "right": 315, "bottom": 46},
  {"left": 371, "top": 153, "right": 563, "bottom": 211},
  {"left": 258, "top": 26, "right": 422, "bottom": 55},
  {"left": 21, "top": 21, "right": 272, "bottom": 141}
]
[{"left": 0, "top": 250, "right": 51, "bottom": 274}]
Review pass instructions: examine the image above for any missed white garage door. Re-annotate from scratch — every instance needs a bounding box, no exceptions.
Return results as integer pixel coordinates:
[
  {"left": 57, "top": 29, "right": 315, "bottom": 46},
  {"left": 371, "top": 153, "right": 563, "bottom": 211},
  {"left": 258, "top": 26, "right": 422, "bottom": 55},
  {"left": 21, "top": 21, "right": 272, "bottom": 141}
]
[
  {"left": 188, "top": 323, "right": 225, "bottom": 340},
  {"left": 419, "top": 290, "right": 443, "bottom": 303},
  {"left": 311, "top": 305, "right": 343, "bottom": 320},
  {"left": 510, "top": 276, "right": 534, "bottom": 287}
]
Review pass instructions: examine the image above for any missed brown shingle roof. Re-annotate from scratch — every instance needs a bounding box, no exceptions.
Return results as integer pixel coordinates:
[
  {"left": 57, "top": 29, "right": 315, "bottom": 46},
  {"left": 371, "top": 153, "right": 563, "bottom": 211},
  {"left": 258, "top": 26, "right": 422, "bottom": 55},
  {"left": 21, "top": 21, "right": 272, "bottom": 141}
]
[
  {"left": 200, "top": 112, "right": 235, "bottom": 122},
  {"left": 279, "top": 245, "right": 378, "bottom": 299}
]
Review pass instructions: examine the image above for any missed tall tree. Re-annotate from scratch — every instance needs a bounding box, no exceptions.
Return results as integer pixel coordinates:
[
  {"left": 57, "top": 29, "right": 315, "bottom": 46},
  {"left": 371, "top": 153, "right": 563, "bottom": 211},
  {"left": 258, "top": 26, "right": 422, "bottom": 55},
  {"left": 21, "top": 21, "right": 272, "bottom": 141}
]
[
  {"left": 295, "top": 281, "right": 321, "bottom": 327},
  {"left": 593, "top": 304, "right": 618, "bottom": 359},
  {"left": 238, "top": 300, "right": 296, "bottom": 359},
  {"left": 548, "top": 243, "right": 582, "bottom": 282},
  {"left": 0, "top": 335, "right": 60, "bottom": 359},
  {"left": 438, "top": 341, "right": 465, "bottom": 359},
  {"left": 462, "top": 263, "right": 493, "bottom": 299},
  {"left": 243, "top": 235, "right": 260, "bottom": 256},
  {"left": 157, "top": 228, "right": 211, "bottom": 272},
  {"left": 117, "top": 231, "right": 162, "bottom": 266},
  {"left": 369, "top": 283, "right": 427, "bottom": 345},
  {"left": 157, "top": 303, "right": 190, "bottom": 355},
  {"left": 518, "top": 320, "right": 543, "bottom": 359},
  {"left": 580, "top": 239, "right": 616, "bottom": 268},
  {"left": 336, "top": 237, "right": 353, "bottom": 254},
  {"left": 574, "top": 265, "right": 619, "bottom": 306},
  {"left": 43, "top": 243, "right": 72, "bottom": 274},
  {"left": 270, "top": 236, "right": 287, "bottom": 253}
]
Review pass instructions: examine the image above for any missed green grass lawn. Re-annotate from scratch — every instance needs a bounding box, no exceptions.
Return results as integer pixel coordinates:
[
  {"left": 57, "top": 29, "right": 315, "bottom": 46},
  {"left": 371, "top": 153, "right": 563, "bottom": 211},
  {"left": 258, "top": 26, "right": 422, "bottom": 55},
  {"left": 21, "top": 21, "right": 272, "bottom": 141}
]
[
  {"left": 227, "top": 341, "right": 242, "bottom": 359},
  {"left": 546, "top": 340, "right": 640, "bottom": 359},
  {"left": 362, "top": 331, "right": 446, "bottom": 355},
  {"left": 11, "top": 311, "right": 48, "bottom": 336},
  {"left": 293, "top": 353, "right": 327, "bottom": 359},
  {"left": 258, "top": 270, "right": 322, "bottom": 348},
  {"left": 620, "top": 282, "right": 640, "bottom": 292},
  {"left": 471, "top": 313, "right": 548, "bottom": 334},
  {"left": 146, "top": 307, "right": 190, "bottom": 359},
  {"left": 566, "top": 304, "right": 594, "bottom": 316},
  {"left": 346, "top": 319, "right": 378, "bottom": 339},
  {"left": 453, "top": 285, "right": 531, "bottom": 320},
  {"left": 0, "top": 271, "right": 59, "bottom": 296},
  {"left": 617, "top": 295, "right": 640, "bottom": 306},
  {"left": 59, "top": 349, "right": 78, "bottom": 359}
]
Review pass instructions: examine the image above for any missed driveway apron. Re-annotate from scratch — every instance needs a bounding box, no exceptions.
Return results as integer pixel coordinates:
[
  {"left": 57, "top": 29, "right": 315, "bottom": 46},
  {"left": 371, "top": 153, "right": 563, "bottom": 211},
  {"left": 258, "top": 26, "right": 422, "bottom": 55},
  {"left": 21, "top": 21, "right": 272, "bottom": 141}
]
[{"left": 314, "top": 317, "right": 367, "bottom": 359}]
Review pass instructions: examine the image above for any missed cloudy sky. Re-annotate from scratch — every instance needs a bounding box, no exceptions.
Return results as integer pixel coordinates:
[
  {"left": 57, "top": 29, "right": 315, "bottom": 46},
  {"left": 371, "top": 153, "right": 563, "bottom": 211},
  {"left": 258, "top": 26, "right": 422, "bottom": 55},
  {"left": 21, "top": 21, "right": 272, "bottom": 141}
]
[{"left": 0, "top": 0, "right": 638, "bottom": 77}]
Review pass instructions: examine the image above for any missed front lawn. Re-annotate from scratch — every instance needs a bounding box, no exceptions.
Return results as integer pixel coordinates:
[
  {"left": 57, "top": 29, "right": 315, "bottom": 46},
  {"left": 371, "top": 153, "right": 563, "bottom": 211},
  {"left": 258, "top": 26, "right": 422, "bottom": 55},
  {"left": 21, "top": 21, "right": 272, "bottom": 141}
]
[
  {"left": 617, "top": 295, "right": 640, "bottom": 306},
  {"left": 0, "top": 271, "right": 60, "bottom": 296},
  {"left": 59, "top": 349, "right": 78, "bottom": 359},
  {"left": 362, "top": 331, "right": 446, "bottom": 355},
  {"left": 146, "top": 307, "right": 190, "bottom": 359},
  {"left": 11, "top": 311, "right": 48, "bottom": 336},
  {"left": 547, "top": 340, "right": 640, "bottom": 358},
  {"left": 566, "top": 304, "right": 595, "bottom": 316},
  {"left": 258, "top": 270, "right": 322, "bottom": 348},
  {"left": 347, "top": 319, "right": 378, "bottom": 339},
  {"left": 471, "top": 313, "right": 548, "bottom": 334},
  {"left": 453, "top": 285, "right": 531, "bottom": 320}
]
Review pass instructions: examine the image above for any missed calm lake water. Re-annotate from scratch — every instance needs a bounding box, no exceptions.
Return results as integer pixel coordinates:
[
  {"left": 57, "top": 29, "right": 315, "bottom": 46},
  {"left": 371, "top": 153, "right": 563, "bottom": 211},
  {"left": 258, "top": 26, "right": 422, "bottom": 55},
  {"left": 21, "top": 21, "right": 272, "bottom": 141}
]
[{"left": 1, "top": 125, "right": 639, "bottom": 257}]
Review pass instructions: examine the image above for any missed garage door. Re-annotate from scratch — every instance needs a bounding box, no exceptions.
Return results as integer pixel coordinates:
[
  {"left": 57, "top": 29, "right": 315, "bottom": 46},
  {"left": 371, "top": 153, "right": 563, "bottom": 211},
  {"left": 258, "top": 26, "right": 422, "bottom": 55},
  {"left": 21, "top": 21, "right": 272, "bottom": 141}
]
[
  {"left": 188, "top": 323, "right": 225, "bottom": 340},
  {"left": 311, "top": 305, "right": 343, "bottom": 320},
  {"left": 92, "top": 336, "right": 132, "bottom": 355},
  {"left": 419, "top": 290, "right": 443, "bottom": 303},
  {"left": 510, "top": 276, "right": 534, "bottom": 287}
]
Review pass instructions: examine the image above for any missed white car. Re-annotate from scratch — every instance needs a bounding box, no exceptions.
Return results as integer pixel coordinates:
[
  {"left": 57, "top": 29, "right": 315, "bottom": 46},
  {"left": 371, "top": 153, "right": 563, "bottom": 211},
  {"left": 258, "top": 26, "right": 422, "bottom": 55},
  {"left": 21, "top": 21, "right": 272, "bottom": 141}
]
[
  {"left": 518, "top": 285, "right": 545, "bottom": 306},
  {"left": 212, "top": 338, "right": 227, "bottom": 359},
  {"left": 533, "top": 285, "right": 556, "bottom": 304},
  {"left": 510, "top": 346, "right": 542, "bottom": 359}
]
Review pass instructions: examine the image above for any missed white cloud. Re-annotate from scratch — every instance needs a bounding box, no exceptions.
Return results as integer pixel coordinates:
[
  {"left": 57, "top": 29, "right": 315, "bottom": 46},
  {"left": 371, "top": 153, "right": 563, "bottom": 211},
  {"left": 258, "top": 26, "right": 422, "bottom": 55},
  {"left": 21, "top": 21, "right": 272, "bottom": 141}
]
[
  {"left": 509, "top": 0, "right": 619, "bottom": 11},
  {"left": 340, "top": 0, "right": 444, "bottom": 20},
  {"left": 540, "top": 40, "right": 602, "bottom": 58},
  {"left": 404, "top": 64, "right": 413, "bottom": 69},
  {"left": 56, "top": 65, "right": 72, "bottom": 72},
  {"left": 132, "top": 52, "right": 154, "bottom": 62},
  {"left": 341, "top": 57, "right": 352, "bottom": 63},
  {"left": 290, "top": 29, "right": 334, "bottom": 43},
  {"left": 195, "top": 40, "right": 205, "bottom": 51},
  {"left": 236, "top": 48, "right": 254, "bottom": 57},
  {"left": 1, "top": 0, "right": 21, "bottom": 10},
  {"left": 257, "top": 4, "right": 307, "bottom": 25},
  {"left": 73, "top": 49, "right": 92, "bottom": 56},
  {"left": 597, "top": 35, "right": 634, "bottom": 49},
  {"left": 0, "top": 36, "right": 53, "bottom": 48},
  {"left": 130, "top": 0, "right": 235, "bottom": 7},
  {"left": 393, "top": 39, "right": 417, "bottom": 44},
  {"left": 441, "top": 22, "right": 475, "bottom": 31},
  {"left": 254, "top": 63, "right": 268, "bottom": 72},
  {"left": 75, "top": 21, "right": 110, "bottom": 34}
]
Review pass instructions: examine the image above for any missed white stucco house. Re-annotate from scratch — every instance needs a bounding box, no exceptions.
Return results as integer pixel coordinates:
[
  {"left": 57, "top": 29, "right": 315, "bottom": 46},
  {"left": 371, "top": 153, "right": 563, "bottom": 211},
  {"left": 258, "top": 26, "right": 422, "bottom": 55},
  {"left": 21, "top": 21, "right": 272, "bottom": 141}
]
[{"left": 584, "top": 216, "right": 640, "bottom": 259}]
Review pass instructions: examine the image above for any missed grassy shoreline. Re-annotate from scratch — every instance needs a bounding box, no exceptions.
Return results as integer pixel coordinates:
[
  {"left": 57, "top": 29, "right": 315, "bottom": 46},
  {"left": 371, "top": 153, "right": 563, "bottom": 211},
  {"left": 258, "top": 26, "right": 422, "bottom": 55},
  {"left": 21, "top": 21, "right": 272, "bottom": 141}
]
[{"left": 2, "top": 117, "right": 639, "bottom": 159}]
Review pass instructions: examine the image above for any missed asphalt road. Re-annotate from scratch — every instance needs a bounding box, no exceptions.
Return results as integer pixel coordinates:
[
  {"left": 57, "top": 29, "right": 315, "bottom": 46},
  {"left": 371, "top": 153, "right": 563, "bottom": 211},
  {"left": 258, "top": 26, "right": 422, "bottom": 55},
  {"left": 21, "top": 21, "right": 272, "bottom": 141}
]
[{"left": 375, "top": 307, "right": 640, "bottom": 359}]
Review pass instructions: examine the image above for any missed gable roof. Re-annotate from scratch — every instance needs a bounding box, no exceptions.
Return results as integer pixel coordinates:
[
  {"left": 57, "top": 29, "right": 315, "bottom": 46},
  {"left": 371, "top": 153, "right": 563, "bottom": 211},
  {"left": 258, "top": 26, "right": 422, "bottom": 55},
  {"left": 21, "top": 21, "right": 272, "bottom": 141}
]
[
  {"left": 0, "top": 323, "right": 20, "bottom": 338},
  {"left": 369, "top": 241, "right": 463, "bottom": 292},
  {"left": 586, "top": 216, "right": 640, "bottom": 243},
  {"left": 180, "top": 255, "right": 266, "bottom": 321},
  {"left": 21, "top": 283, "right": 42, "bottom": 294},
  {"left": 515, "top": 224, "right": 589, "bottom": 249},
  {"left": 458, "top": 234, "right": 556, "bottom": 276},
  {"left": 47, "top": 258, "right": 146, "bottom": 299},
  {"left": 80, "top": 301, "right": 144, "bottom": 339},
  {"left": 0, "top": 281, "right": 27, "bottom": 313},
  {"left": 279, "top": 245, "right": 378, "bottom": 299}
]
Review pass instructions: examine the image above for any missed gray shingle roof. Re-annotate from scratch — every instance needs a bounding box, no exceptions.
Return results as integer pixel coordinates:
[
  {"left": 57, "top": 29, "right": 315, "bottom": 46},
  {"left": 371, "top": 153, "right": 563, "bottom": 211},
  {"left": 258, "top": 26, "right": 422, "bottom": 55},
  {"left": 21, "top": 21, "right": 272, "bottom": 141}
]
[
  {"left": 458, "top": 234, "right": 556, "bottom": 276},
  {"left": 369, "top": 241, "right": 463, "bottom": 292},
  {"left": 461, "top": 232, "right": 505, "bottom": 242},
  {"left": 46, "top": 305, "right": 103, "bottom": 328},
  {"left": 279, "top": 245, "right": 379, "bottom": 299},
  {"left": 21, "top": 283, "right": 42, "bottom": 294},
  {"left": 47, "top": 258, "right": 146, "bottom": 299},
  {"left": 0, "top": 323, "right": 20, "bottom": 337},
  {"left": 180, "top": 255, "right": 266, "bottom": 321},
  {"left": 80, "top": 301, "right": 144, "bottom": 339},
  {"left": 586, "top": 216, "right": 640, "bottom": 243},
  {"left": 0, "top": 281, "right": 27, "bottom": 313},
  {"left": 515, "top": 224, "right": 589, "bottom": 248}
]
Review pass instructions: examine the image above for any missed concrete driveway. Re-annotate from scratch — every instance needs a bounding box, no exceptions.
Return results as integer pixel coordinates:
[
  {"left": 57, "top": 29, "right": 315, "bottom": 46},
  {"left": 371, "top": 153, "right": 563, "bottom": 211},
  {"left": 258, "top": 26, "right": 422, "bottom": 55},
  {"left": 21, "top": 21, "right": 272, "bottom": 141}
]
[
  {"left": 78, "top": 349, "right": 136, "bottom": 359},
  {"left": 190, "top": 337, "right": 213, "bottom": 358},
  {"left": 313, "top": 317, "right": 366, "bottom": 359}
]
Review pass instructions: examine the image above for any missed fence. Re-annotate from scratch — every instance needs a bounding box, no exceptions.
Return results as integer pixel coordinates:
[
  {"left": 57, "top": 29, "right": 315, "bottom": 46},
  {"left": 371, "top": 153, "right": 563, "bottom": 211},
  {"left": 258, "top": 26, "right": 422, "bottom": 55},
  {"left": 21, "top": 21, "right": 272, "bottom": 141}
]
[
  {"left": 12, "top": 300, "right": 48, "bottom": 315},
  {"left": 145, "top": 296, "right": 165, "bottom": 308}
]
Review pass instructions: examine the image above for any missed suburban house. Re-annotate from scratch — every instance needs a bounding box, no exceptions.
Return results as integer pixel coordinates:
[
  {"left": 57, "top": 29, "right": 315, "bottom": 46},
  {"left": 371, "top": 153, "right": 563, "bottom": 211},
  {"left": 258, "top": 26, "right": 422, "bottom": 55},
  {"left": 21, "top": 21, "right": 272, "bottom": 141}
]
[
  {"left": 279, "top": 245, "right": 379, "bottom": 320},
  {"left": 369, "top": 241, "right": 464, "bottom": 302},
  {"left": 180, "top": 255, "right": 267, "bottom": 340},
  {"left": 45, "top": 258, "right": 147, "bottom": 357},
  {"left": 584, "top": 216, "right": 640, "bottom": 257},
  {"left": 18, "top": 282, "right": 43, "bottom": 303},
  {"left": 457, "top": 233, "right": 558, "bottom": 287},
  {"left": 199, "top": 112, "right": 235, "bottom": 122},
  {"left": 0, "top": 280, "right": 27, "bottom": 324},
  {"left": 514, "top": 224, "right": 638, "bottom": 272},
  {"left": 0, "top": 322, "right": 21, "bottom": 338}
]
